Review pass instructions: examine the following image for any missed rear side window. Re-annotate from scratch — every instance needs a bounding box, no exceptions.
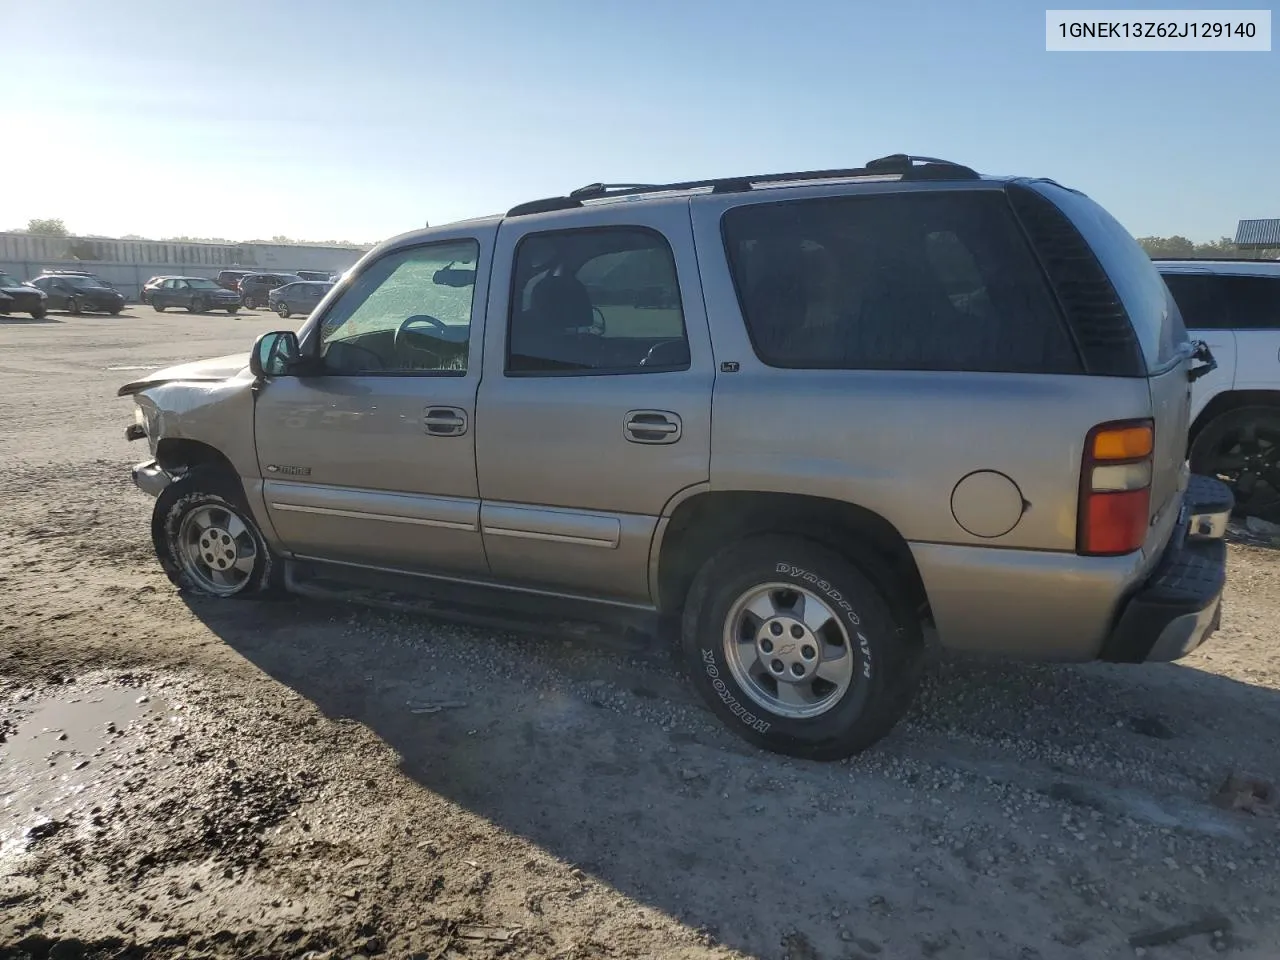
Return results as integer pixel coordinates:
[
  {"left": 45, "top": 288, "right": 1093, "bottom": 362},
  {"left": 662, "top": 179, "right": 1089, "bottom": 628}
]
[
  {"left": 721, "top": 191, "right": 1081, "bottom": 374},
  {"left": 1032, "top": 185, "right": 1187, "bottom": 370},
  {"left": 1160, "top": 273, "right": 1229, "bottom": 330},
  {"left": 507, "top": 227, "right": 689, "bottom": 375},
  {"left": 1220, "top": 275, "right": 1280, "bottom": 329}
]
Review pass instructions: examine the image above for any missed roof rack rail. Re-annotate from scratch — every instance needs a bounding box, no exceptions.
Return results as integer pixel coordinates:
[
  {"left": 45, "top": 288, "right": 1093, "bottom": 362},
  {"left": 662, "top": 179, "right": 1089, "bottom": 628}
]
[
  {"left": 1150, "top": 256, "right": 1271, "bottom": 262},
  {"left": 504, "top": 154, "right": 979, "bottom": 217}
]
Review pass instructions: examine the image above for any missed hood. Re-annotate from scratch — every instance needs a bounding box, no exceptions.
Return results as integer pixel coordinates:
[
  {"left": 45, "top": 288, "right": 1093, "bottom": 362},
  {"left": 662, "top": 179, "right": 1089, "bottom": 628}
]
[{"left": 117, "top": 352, "right": 251, "bottom": 397}]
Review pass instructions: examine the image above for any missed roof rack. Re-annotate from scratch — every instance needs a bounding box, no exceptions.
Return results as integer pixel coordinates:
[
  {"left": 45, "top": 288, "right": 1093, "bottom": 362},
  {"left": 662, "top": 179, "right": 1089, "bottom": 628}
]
[
  {"left": 1150, "top": 256, "right": 1271, "bottom": 262},
  {"left": 505, "top": 154, "right": 980, "bottom": 217}
]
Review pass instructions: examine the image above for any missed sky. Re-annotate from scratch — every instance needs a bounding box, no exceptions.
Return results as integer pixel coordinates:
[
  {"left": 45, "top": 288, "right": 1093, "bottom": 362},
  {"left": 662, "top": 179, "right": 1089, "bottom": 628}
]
[{"left": 8, "top": 0, "right": 1277, "bottom": 245}]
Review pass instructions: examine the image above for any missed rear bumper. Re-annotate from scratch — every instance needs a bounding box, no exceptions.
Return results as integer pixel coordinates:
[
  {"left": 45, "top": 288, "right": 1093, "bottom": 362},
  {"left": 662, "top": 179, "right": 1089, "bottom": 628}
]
[
  {"left": 131, "top": 459, "right": 171, "bottom": 498},
  {"left": 1099, "top": 475, "right": 1232, "bottom": 663}
]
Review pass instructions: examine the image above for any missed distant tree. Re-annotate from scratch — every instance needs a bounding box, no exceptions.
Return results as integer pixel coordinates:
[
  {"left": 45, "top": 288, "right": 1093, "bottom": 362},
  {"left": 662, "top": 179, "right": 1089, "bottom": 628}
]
[
  {"left": 121, "top": 233, "right": 148, "bottom": 240},
  {"left": 26, "top": 218, "right": 69, "bottom": 237},
  {"left": 1138, "top": 235, "right": 1279, "bottom": 260},
  {"left": 271, "top": 234, "right": 294, "bottom": 244}
]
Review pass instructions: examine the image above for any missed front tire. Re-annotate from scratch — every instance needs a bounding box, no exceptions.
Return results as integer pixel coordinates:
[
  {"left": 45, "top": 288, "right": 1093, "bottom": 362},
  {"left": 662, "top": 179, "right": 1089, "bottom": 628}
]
[
  {"left": 31, "top": 307, "right": 46, "bottom": 320},
  {"left": 226, "top": 306, "right": 239, "bottom": 314},
  {"left": 189, "top": 296, "right": 207, "bottom": 313},
  {"left": 276, "top": 302, "right": 291, "bottom": 319},
  {"left": 152, "top": 468, "right": 279, "bottom": 598},
  {"left": 67, "top": 297, "right": 82, "bottom": 316},
  {"left": 681, "top": 535, "right": 922, "bottom": 760},
  {"left": 154, "top": 302, "right": 166, "bottom": 312}
]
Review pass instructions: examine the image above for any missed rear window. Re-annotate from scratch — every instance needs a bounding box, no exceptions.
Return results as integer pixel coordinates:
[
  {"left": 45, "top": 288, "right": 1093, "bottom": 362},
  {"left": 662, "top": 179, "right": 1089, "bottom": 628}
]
[
  {"left": 1036, "top": 185, "right": 1187, "bottom": 370},
  {"left": 721, "top": 190, "right": 1081, "bottom": 374}
]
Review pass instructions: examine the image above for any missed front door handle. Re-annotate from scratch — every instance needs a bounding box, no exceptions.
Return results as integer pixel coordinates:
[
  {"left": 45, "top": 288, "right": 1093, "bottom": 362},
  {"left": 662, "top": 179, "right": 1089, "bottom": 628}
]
[
  {"left": 624, "top": 410, "right": 682, "bottom": 444},
  {"left": 423, "top": 405, "right": 468, "bottom": 437}
]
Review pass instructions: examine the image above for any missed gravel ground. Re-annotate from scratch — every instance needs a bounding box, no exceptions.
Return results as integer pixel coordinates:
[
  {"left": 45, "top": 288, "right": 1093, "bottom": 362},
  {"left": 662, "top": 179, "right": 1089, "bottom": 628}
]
[{"left": 2, "top": 308, "right": 1280, "bottom": 960}]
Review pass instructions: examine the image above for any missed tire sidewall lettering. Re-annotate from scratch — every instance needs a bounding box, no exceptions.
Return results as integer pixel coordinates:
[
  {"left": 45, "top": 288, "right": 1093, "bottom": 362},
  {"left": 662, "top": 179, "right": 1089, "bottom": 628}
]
[
  {"left": 775, "top": 561, "right": 871, "bottom": 678},
  {"left": 701, "top": 648, "right": 770, "bottom": 733}
]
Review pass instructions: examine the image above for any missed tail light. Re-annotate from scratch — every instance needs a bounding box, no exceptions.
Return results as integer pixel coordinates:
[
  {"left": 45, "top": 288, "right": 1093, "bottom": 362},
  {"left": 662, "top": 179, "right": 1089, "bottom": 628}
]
[{"left": 1078, "top": 419, "right": 1154, "bottom": 556}]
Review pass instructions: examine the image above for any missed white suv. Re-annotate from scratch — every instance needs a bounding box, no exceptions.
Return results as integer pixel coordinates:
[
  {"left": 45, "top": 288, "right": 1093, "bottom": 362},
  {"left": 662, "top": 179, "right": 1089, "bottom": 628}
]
[{"left": 1157, "top": 259, "right": 1280, "bottom": 522}]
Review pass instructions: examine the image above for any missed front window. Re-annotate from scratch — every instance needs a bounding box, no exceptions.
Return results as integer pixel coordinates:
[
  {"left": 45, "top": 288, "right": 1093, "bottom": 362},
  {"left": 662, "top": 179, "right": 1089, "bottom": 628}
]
[
  {"left": 317, "top": 239, "right": 478, "bottom": 375},
  {"left": 186, "top": 278, "right": 220, "bottom": 290}
]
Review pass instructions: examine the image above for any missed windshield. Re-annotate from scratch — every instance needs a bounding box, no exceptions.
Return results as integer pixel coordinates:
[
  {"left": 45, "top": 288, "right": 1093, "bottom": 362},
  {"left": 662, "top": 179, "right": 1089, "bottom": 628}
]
[
  {"left": 187, "top": 278, "right": 220, "bottom": 289},
  {"left": 0, "top": 272, "right": 23, "bottom": 286}
]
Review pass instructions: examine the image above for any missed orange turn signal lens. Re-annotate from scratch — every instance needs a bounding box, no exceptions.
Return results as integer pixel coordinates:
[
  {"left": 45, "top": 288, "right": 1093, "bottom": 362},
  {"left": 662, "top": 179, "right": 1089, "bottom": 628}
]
[{"left": 1091, "top": 423, "right": 1153, "bottom": 461}]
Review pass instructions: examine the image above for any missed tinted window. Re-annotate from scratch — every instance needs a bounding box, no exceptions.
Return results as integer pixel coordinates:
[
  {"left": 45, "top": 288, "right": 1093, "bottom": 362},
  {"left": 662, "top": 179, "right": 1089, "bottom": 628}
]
[
  {"left": 1221, "top": 275, "right": 1280, "bottom": 329},
  {"left": 722, "top": 191, "right": 1080, "bottom": 373},
  {"left": 1036, "top": 185, "right": 1186, "bottom": 370},
  {"left": 1160, "top": 273, "right": 1229, "bottom": 330},
  {"left": 318, "top": 239, "right": 477, "bottom": 375},
  {"left": 507, "top": 227, "right": 689, "bottom": 375}
]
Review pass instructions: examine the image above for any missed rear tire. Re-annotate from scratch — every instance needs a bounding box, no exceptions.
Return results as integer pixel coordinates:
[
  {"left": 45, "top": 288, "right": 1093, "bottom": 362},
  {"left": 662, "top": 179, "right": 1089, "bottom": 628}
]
[
  {"left": 109, "top": 306, "right": 122, "bottom": 315},
  {"left": 226, "top": 306, "right": 239, "bottom": 314},
  {"left": 31, "top": 307, "right": 46, "bottom": 320},
  {"left": 276, "top": 302, "right": 291, "bottom": 319},
  {"left": 152, "top": 467, "right": 280, "bottom": 598},
  {"left": 189, "top": 296, "right": 207, "bottom": 313},
  {"left": 154, "top": 303, "right": 166, "bottom": 312},
  {"left": 1190, "top": 405, "right": 1280, "bottom": 523},
  {"left": 681, "top": 535, "right": 922, "bottom": 760}
]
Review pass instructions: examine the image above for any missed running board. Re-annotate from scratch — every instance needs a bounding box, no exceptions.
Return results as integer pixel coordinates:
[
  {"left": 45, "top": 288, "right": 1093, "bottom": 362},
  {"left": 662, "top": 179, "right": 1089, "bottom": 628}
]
[{"left": 282, "top": 559, "right": 662, "bottom": 655}]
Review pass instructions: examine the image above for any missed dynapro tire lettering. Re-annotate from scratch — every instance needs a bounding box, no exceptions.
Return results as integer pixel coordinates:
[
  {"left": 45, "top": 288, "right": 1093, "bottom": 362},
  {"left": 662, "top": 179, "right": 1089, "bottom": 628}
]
[
  {"left": 777, "top": 562, "right": 873, "bottom": 678},
  {"left": 702, "top": 649, "right": 771, "bottom": 733}
]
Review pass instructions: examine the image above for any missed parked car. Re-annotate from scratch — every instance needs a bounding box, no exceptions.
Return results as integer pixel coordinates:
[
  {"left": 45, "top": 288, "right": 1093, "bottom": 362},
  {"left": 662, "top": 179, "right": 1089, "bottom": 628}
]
[
  {"left": 1156, "top": 258, "right": 1280, "bottom": 522},
  {"left": 30, "top": 273, "right": 124, "bottom": 315},
  {"left": 238, "top": 273, "right": 301, "bottom": 309},
  {"left": 140, "top": 276, "right": 180, "bottom": 305},
  {"left": 0, "top": 271, "right": 48, "bottom": 318},
  {"left": 120, "top": 154, "right": 1230, "bottom": 760},
  {"left": 268, "top": 280, "right": 334, "bottom": 318},
  {"left": 216, "top": 270, "right": 256, "bottom": 292},
  {"left": 149, "top": 277, "right": 242, "bottom": 314},
  {"left": 296, "top": 270, "right": 337, "bottom": 283}
]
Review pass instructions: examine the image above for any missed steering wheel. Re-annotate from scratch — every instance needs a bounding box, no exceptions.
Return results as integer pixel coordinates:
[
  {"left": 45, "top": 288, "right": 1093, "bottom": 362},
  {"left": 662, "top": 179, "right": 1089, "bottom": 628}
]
[
  {"left": 394, "top": 314, "right": 449, "bottom": 366},
  {"left": 589, "top": 306, "right": 607, "bottom": 336}
]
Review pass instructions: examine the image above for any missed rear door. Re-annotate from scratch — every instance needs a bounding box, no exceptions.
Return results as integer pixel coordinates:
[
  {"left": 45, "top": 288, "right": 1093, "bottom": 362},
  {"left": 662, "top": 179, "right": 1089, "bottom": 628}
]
[
  {"left": 474, "top": 201, "right": 714, "bottom": 604},
  {"left": 1221, "top": 273, "right": 1280, "bottom": 392},
  {"left": 1159, "top": 270, "right": 1236, "bottom": 421}
]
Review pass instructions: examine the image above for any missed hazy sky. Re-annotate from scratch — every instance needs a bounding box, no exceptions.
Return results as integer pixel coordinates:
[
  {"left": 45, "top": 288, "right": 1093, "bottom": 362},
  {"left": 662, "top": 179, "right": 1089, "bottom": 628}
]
[{"left": 9, "top": 0, "right": 1277, "bottom": 245}]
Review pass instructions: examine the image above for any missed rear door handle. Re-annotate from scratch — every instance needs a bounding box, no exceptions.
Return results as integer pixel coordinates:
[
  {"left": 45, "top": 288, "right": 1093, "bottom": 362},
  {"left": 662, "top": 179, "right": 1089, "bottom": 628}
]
[
  {"left": 624, "top": 410, "right": 682, "bottom": 444},
  {"left": 423, "top": 405, "right": 468, "bottom": 437}
]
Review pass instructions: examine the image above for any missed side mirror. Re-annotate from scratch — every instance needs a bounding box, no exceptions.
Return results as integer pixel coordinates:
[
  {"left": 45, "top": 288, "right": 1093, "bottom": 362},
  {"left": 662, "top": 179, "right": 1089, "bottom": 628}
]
[{"left": 250, "top": 330, "right": 301, "bottom": 378}]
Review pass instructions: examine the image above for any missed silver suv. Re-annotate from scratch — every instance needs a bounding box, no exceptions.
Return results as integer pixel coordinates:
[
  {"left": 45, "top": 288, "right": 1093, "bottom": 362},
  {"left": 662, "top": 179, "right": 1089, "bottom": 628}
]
[{"left": 120, "top": 154, "right": 1232, "bottom": 760}]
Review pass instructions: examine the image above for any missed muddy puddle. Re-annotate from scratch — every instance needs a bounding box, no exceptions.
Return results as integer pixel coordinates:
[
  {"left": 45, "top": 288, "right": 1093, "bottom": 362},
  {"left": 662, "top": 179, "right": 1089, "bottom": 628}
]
[{"left": 1, "top": 683, "right": 175, "bottom": 858}]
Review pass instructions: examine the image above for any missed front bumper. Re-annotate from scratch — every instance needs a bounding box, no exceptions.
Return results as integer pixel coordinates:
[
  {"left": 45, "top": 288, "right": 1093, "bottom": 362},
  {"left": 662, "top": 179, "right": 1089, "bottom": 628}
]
[
  {"left": 131, "top": 458, "right": 171, "bottom": 498},
  {"left": 1100, "top": 475, "right": 1233, "bottom": 663}
]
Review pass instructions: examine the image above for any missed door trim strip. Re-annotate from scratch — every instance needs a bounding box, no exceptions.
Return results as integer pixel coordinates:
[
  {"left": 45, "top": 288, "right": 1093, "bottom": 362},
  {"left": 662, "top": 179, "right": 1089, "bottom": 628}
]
[
  {"left": 271, "top": 502, "right": 476, "bottom": 532},
  {"left": 481, "top": 526, "right": 617, "bottom": 549}
]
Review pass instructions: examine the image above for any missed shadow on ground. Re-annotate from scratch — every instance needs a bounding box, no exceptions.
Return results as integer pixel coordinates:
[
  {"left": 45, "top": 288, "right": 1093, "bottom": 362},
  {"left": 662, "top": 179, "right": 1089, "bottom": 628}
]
[{"left": 180, "top": 584, "right": 1280, "bottom": 959}]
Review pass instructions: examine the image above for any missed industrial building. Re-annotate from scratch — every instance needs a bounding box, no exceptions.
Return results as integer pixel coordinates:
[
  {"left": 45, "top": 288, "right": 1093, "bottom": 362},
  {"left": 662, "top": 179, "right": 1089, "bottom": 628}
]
[{"left": 0, "top": 232, "right": 369, "bottom": 301}]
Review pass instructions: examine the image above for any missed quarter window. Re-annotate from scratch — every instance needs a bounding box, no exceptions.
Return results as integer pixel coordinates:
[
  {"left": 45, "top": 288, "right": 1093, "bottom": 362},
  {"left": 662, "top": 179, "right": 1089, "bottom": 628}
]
[
  {"left": 507, "top": 227, "right": 689, "bottom": 375},
  {"left": 722, "top": 191, "right": 1082, "bottom": 374},
  {"left": 317, "top": 239, "right": 478, "bottom": 375}
]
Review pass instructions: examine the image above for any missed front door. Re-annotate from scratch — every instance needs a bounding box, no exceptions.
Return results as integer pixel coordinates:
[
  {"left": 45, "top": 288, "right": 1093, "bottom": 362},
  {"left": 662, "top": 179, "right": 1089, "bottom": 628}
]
[
  {"left": 475, "top": 209, "right": 714, "bottom": 605},
  {"left": 253, "top": 229, "right": 495, "bottom": 576}
]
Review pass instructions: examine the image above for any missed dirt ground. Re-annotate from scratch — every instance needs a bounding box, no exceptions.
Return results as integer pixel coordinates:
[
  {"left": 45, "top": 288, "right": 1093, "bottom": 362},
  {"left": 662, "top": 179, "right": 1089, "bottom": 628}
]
[{"left": 3, "top": 307, "right": 1280, "bottom": 960}]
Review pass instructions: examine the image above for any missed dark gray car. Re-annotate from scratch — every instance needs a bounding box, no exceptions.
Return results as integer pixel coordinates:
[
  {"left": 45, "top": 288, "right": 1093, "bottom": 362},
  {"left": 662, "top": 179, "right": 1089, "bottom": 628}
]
[
  {"left": 239, "top": 273, "right": 301, "bottom": 309},
  {"left": 150, "top": 277, "right": 242, "bottom": 314},
  {"left": 268, "top": 281, "right": 333, "bottom": 318}
]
